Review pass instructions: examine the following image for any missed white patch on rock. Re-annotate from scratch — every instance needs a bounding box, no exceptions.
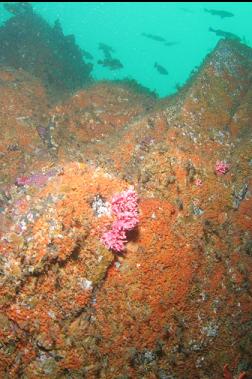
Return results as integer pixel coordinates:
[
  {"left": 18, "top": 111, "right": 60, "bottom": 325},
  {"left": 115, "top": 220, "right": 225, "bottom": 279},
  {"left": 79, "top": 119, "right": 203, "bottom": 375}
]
[
  {"left": 92, "top": 195, "right": 111, "bottom": 217},
  {"left": 79, "top": 278, "right": 93, "bottom": 290}
]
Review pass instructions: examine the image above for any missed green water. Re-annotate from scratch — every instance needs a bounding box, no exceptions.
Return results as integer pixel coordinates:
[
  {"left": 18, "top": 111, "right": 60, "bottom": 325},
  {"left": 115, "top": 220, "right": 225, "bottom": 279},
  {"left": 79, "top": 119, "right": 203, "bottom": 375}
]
[{"left": 1, "top": 2, "right": 252, "bottom": 97}]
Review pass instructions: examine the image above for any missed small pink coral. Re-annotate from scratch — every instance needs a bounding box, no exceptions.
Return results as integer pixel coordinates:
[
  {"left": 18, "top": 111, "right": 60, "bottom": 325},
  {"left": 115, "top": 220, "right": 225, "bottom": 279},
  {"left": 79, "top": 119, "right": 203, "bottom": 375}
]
[
  {"left": 111, "top": 188, "right": 138, "bottom": 216},
  {"left": 101, "top": 227, "right": 127, "bottom": 252},
  {"left": 101, "top": 187, "right": 139, "bottom": 252},
  {"left": 15, "top": 175, "right": 30, "bottom": 186},
  {"left": 15, "top": 170, "right": 56, "bottom": 187},
  {"left": 195, "top": 178, "right": 203, "bottom": 187},
  {"left": 215, "top": 160, "right": 230, "bottom": 176}
]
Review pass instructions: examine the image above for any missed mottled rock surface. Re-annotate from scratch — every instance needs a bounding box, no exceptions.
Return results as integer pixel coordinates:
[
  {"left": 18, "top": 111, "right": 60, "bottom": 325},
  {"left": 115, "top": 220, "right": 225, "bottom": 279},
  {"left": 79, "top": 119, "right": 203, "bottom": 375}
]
[{"left": 0, "top": 39, "right": 251, "bottom": 378}]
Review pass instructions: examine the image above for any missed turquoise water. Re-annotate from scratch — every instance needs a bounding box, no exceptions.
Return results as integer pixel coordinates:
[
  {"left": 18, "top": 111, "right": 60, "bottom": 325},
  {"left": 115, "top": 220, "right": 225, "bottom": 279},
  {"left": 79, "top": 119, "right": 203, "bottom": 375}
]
[{"left": 1, "top": 2, "right": 252, "bottom": 97}]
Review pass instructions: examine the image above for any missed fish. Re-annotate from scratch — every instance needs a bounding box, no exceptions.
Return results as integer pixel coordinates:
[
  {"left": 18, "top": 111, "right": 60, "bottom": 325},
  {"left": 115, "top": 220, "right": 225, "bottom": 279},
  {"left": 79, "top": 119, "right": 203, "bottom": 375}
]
[
  {"left": 209, "top": 27, "right": 241, "bottom": 41},
  {"left": 98, "top": 43, "right": 115, "bottom": 60},
  {"left": 98, "top": 43, "right": 115, "bottom": 59},
  {"left": 164, "top": 41, "right": 179, "bottom": 47},
  {"left": 142, "top": 33, "right": 179, "bottom": 48},
  {"left": 154, "top": 62, "right": 168, "bottom": 75},
  {"left": 180, "top": 7, "right": 194, "bottom": 14},
  {"left": 204, "top": 8, "right": 234, "bottom": 18},
  {"left": 97, "top": 58, "right": 123, "bottom": 70},
  {"left": 81, "top": 49, "right": 93, "bottom": 60},
  {"left": 99, "top": 43, "right": 115, "bottom": 53},
  {"left": 141, "top": 33, "right": 166, "bottom": 43}
]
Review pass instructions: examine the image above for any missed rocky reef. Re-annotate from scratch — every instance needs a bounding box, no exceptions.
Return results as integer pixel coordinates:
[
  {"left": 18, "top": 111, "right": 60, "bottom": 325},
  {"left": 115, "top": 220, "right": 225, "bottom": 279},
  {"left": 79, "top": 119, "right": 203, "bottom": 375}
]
[
  {"left": 0, "top": 35, "right": 251, "bottom": 379},
  {"left": 0, "top": 3, "right": 92, "bottom": 99}
]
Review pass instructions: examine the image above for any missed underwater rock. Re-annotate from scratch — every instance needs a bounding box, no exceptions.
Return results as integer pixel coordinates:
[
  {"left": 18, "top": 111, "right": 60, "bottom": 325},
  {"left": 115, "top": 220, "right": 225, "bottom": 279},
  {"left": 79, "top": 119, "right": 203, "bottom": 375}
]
[
  {"left": 0, "top": 38, "right": 251, "bottom": 378},
  {"left": 0, "top": 3, "right": 92, "bottom": 98},
  {"left": 3, "top": 2, "right": 34, "bottom": 16}
]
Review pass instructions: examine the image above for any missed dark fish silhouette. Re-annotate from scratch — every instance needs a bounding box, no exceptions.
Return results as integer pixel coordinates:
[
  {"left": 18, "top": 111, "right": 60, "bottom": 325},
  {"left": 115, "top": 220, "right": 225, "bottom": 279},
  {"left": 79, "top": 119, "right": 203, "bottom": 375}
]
[
  {"left": 81, "top": 49, "right": 93, "bottom": 60},
  {"left": 98, "top": 58, "right": 123, "bottom": 70},
  {"left": 154, "top": 62, "right": 168, "bottom": 75},
  {"left": 142, "top": 33, "right": 179, "bottom": 48},
  {"left": 209, "top": 27, "right": 241, "bottom": 41},
  {"left": 180, "top": 7, "right": 194, "bottom": 13},
  {"left": 164, "top": 41, "right": 179, "bottom": 47},
  {"left": 99, "top": 43, "right": 115, "bottom": 59},
  {"left": 204, "top": 8, "right": 234, "bottom": 18},
  {"left": 141, "top": 33, "right": 166, "bottom": 43}
]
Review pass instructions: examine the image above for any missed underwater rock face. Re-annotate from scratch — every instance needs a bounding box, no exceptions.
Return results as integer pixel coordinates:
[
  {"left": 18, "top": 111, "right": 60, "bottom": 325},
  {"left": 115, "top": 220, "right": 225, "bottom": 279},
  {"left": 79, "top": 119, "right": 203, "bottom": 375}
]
[
  {"left": 0, "top": 3, "right": 92, "bottom": 99},
  {"left": 0, "top": 39, "right": 251, "bottom": 379}
]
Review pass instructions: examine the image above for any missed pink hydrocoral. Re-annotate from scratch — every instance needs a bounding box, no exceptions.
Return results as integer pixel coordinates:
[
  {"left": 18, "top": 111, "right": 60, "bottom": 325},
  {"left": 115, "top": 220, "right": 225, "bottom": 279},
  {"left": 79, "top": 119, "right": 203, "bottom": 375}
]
[
  {"left": 101, "top": 225, "right": 127, "bottom": 252},
  {"left": 215, "top": 160, "right": 231, "bottom": 175},
  {"left": 195, "top": 178, "right": 203, "bottom": 187},
  {"left": 15, "top": 170, "right": 56, "bottom": 187},
  {"left": 101, "top": 187, "right": 139, "bottom": 252}
]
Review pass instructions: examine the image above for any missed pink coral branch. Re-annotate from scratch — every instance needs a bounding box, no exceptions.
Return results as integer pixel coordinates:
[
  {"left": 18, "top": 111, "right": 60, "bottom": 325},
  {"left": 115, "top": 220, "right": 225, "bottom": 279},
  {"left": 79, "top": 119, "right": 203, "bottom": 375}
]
[
  {"left": 101, "top": 187, "right": 139, "bottom": 252},
  {"left": 215, "top": 161, "right": 231, "bottom": 175}
]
